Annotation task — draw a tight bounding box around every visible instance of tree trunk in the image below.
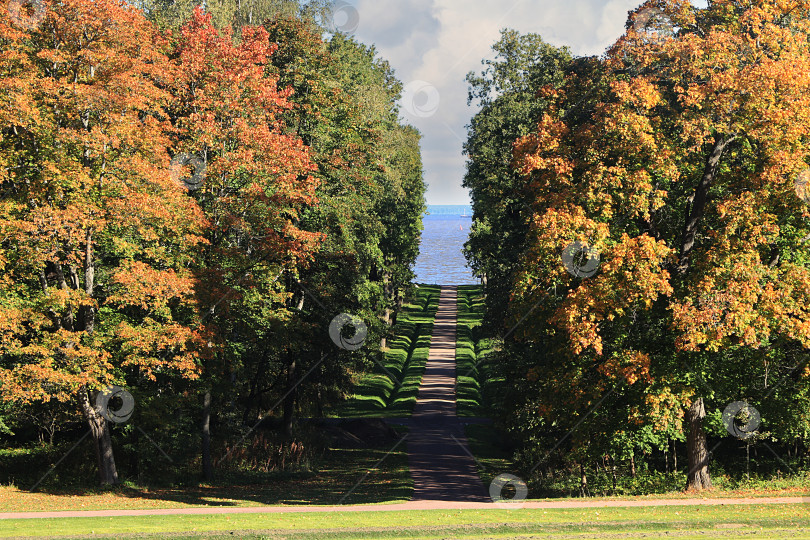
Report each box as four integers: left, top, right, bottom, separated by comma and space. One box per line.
677, 135, 736, 274
79, 388, 119, 485
380, 271, 392, 349
393, 288, 404, 326
53, 263, 75, 330
71, 237, 115, 485
630, 452, 636, 478
80, 229, 95, 333
579, 463, 588, 497
673, 438, 678, 472
201, 390, 213, 481
686, 397, 712, 491
243, 355, 268, 426
610, 456, 617, 493
282, 351, 297, 437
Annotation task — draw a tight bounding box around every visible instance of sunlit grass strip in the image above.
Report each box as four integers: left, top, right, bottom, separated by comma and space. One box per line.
3, 504, 810, 538
455, 285, 494, 417
337, 285, 440, 417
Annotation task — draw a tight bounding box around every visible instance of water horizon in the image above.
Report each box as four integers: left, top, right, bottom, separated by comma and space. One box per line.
413, 205, 477, 285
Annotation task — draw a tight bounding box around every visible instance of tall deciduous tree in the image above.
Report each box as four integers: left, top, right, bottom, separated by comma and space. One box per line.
0, 0, 209, 484
509, 0, 810, 491
167, 7, 322, 471
463, 29, 571, 328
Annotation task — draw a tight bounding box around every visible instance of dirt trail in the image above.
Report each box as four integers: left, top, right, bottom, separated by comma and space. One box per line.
405, 285, 489, 502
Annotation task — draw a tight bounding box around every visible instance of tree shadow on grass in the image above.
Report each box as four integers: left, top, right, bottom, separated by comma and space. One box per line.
336, 285, 440, 418
12, 435, 413, 509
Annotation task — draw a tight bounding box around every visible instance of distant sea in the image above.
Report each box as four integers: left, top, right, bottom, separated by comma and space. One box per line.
413, 205, 477, 285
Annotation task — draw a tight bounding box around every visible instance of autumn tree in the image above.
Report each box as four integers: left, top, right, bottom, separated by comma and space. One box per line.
506, 0, 810, 492
165, 7, 323, 472
0, 0, 209, 484
463, 29, 571, 328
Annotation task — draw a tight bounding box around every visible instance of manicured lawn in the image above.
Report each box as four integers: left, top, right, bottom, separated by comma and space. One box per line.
455, 285, 496, 417
3, 504, 810, 538
0, 442, 411, 512
335, 284, 440, 418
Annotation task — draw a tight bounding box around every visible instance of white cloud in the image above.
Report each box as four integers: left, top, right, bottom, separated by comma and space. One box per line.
348, 1, 698, 204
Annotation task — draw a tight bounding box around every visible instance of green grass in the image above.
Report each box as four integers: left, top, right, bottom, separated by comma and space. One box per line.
3, 503, 810, 538
455, 285, 496, 417
0, 439, 412, 512
335, 285, 440, 418
465, 423, 516, 490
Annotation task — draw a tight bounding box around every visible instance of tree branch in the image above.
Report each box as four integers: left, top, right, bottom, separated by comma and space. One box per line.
677, 134, 737, 274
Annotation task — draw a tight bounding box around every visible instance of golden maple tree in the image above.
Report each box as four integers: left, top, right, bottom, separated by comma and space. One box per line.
511, 0, 810, 490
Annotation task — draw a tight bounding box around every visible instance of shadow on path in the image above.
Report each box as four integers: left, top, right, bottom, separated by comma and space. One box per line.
399, 286, 490, 502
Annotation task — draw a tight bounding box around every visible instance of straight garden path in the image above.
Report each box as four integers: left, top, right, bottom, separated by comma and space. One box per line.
405, 285, 489, 502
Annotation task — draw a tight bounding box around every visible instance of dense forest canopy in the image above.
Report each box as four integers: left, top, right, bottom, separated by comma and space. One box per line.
465, 0, 810, 492
0, 0, 425, 484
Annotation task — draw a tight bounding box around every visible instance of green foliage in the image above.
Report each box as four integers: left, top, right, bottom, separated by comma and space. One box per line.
466, 7, 810, 496
463, 29, 572, 328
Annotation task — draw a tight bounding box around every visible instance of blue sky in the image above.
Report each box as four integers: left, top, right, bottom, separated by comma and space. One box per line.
333, 0, 707, 205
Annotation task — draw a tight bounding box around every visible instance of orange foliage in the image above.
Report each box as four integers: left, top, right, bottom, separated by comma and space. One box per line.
512, 0, 810, 360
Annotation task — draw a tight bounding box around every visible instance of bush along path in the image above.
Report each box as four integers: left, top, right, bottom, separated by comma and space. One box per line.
402, 286, 490, 502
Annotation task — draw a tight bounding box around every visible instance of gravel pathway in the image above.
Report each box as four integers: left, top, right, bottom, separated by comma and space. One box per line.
406, 285, 489, 502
